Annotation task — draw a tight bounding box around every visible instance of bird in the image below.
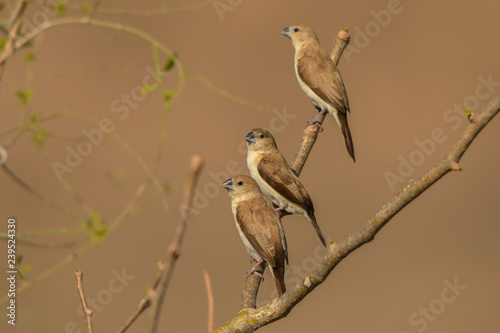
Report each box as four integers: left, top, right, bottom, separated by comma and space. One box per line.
281, 24, 356, 162
245, 128, 327, 247
222, 175, 288, 297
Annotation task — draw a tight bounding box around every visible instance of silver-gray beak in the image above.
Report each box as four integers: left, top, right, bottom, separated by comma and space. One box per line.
281, 26, 291, 38
222, 178, 234, 191
245, 131, 256, 144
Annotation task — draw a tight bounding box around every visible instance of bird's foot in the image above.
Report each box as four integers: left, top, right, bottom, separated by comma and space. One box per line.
306, 109, 327, 132
245, 270, 264, 281
245, 258, 265, 281
306, 119, 324, 132
275, 206, 284, 212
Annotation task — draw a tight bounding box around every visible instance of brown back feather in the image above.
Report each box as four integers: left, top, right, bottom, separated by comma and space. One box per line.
257, 154, 314, 212
297, 49, 350, 114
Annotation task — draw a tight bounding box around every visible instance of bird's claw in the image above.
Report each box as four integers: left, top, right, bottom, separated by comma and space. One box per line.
306, 119, 324, 132
245, 270, 264, 282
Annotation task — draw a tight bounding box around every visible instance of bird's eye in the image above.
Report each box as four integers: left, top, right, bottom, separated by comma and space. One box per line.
259, 134, 265, 139
293, 27, 299, 33
237, 180, 244, 186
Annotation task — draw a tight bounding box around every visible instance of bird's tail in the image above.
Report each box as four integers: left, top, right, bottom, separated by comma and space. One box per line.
337, 112, 356, 162
271, 264, 286, 297
308, 211, 327, 247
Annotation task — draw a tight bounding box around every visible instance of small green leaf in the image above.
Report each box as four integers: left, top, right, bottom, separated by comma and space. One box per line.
24, 52, 36, 64
163, 90, 174, 101
53, 1, 67, 16
16, 256, 33, 281
83, 211, 108, 243
82, 1, 90, 13
140, 83, 158, 95
16, 90, 34, 104
112, 169, 124, 182
0, 37, 6, 50
32, 129, 47, 146
162, 181, 173, 193
93, 228, 108, 240
465, 109, 471, 117
164, 53, 178, 72
30, 114, 40, 124
33, 134, 44, 144
18, 264, 33, 279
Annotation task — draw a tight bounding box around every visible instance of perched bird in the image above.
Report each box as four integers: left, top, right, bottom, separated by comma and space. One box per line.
222, 175, 288, 297
245, 128, 327, 247
281, 24, 356, 162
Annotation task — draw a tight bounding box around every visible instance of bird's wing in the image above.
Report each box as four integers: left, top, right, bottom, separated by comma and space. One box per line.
297, 52, 350, 114
257, 154, 313, 212
236, 198, 281, 267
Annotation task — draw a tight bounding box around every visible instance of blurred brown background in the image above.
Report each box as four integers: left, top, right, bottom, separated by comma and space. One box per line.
1, 0, 499, 332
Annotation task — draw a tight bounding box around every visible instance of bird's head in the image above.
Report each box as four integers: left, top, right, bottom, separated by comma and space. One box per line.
281, 24, 318, 49
245, 128, 278, 153
222, 175, 260, 200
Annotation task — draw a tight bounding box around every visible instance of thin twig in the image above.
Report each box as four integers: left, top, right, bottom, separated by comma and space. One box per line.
195, 75, 272, 112
330, 28, 350, 66
203, 269, 215, 332
147, 154, 205, 333
67, 0, 217, 16
8, 16, 186, 106
1, 164, 82, 220
290, 123, 323, 176
0, 233, 83, 248
75, 269, 94, 333
87, 0, 102, 19
118, 261, 165, 333
0, 0, 26, 77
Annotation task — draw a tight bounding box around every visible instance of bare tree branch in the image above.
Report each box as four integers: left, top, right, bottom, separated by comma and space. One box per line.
203, 269, 215, 332
214, 28, 500, 332
75, 269, 94, 333
118, 261, 165, 333
117, 154, 203, 332
147, 153, 205, 332
240, 261, 266, 310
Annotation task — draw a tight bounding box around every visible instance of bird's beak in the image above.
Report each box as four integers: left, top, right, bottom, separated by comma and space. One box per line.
222, 178, 234, 191
281, 27, 291, 38
245, 131, 256, 144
